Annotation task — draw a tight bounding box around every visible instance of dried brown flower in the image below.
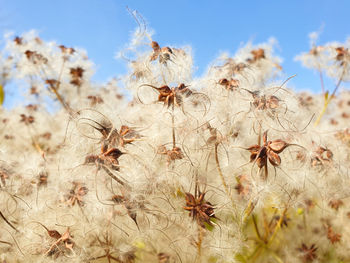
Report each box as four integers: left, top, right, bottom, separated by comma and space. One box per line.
311, 145, 333, 167
25, 50, 48, 64
70, 67, 84, 87
335, 46, 349, 66
245, 130, 289, 178
327, 225, 341, 244
158, 146, 184, 164
328, 199, 343, 211
45, 228, 75, 257
150, 41, 174, 64
85, 147, 123, 172
142, 83, 192, 108
14, 36, 23, 45
20, 114, 35, 125
37, 171, 48, 187
64, 182, 88, 207
58, 45, 75, 55
184, 191, 216, 228
218, 78, 240, 91
45, 79, 60, 90
298, 243, 318, 262
87, 95, 104, 106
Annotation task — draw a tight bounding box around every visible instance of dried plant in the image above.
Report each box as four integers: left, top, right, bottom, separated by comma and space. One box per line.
245, 130, 290, 179
0, 21, 350, 263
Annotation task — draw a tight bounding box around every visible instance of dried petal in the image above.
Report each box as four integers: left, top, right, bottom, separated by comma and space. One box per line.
268, 150, 281, 166
268, 139, 289, 153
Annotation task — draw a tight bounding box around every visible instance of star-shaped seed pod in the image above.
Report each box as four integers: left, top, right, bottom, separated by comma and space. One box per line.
218, 78, 240, 91
150, 41, 174, 64
141, 83, 192, 108
297, 243, 318, 262
184, 191, 216, 228
246, 131, 289, 178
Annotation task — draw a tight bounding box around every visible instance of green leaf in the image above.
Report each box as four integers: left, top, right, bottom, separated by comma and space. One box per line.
234, 253, 247, 263
203, 221, 214, 231
0, 84, 4, 105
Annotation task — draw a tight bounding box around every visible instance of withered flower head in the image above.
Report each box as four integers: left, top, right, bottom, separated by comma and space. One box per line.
150, 41, 173, 64
25, 50, 48, 64
298, 243, 318, 262
142, 83, 192, 108
87, 95, 104, 106
158, 146, 184, 164
14, 36, 23, 45
184, 191, 216, 228
45, 228, 75, 257
64, 182, 88, 207
327, 225, 341, 244
247, 48, 265, 63
252, 94, 280, 110
45, 79, 60, 89
218, 78, 240, 91
70, 67, 84, 87
58, 45, 75, 55
20, 114, 35, 125
246, 131, 289, 177
38, 171, 48, 187
311, 145, 333, 167
328, 199, 343, 211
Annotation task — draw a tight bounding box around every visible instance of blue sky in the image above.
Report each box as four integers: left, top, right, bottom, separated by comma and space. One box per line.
1, 0, 349, 105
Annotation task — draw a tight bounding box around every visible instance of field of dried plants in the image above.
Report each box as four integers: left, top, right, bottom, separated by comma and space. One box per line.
0, 19, 350, 263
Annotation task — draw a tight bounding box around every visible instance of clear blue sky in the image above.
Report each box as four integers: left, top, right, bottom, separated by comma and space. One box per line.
1, 0, 349, 102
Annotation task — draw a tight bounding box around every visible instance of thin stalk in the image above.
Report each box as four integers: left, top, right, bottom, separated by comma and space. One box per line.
197, 225, 203, 261
172, 103, 176, 148
214, 143, 238, 221
314, 67, 346, 126
319, 70, 325, 94
252, 214, 262, 241
243, 199, 255, 223
267, 208, 287, 246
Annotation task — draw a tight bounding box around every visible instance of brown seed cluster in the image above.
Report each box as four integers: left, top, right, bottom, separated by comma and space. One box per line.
150, 41, 174, 64
246, 131, 289, 178
64, 182, 88, 207
25, 50, 48, 64
142, 83, 192, 108
70, 67, 84, 87
158, 146, 184, 164
20, 114, 35, 125
184, 191, 216, 228
298, 243, 318, 262
311, 146, 333, 167
218, 78, 240, 91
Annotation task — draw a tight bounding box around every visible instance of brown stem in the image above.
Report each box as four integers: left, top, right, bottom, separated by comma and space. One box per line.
172, 102, 176, 148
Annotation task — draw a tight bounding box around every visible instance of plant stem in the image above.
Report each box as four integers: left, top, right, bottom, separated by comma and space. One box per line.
214, 143, 238, 221
197, 225, 203, 261
314, 68, 345, 126
172, 103, 176, 148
